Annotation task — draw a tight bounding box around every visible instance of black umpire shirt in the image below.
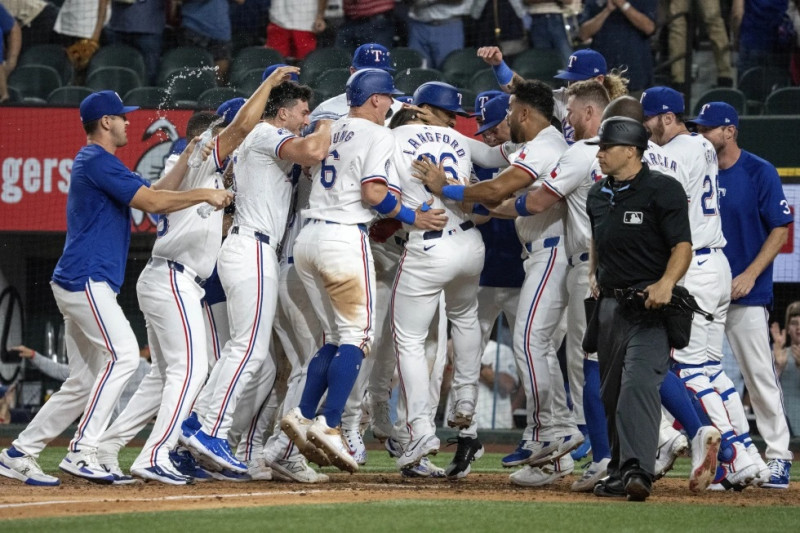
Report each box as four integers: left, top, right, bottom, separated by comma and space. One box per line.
586, 162, 692, 290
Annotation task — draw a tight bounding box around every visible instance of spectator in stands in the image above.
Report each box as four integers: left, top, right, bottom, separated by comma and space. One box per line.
468, 0, 526, 56
771, 302, 800, 436
266, 0, 327, 61
733, 0, 794, 80
476, 339, 518, 429
0, 2, 21, 103
524, 0, 579, 64
53, 0, 108, 49
180, 0, 244, 85
335, 0, 395, 52
3, 0, 59, 48
407, 0, 469, 70
669, 0, 733, 91
105, 0, 165, 85
578, 0, 656, 93
229, 0, 271, 50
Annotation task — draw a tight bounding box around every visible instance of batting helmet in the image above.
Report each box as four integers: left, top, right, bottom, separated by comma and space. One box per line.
262, 63, 300, 82
586, 116, 649, 150
346, 68, 403, 107
412, 82, 467, 115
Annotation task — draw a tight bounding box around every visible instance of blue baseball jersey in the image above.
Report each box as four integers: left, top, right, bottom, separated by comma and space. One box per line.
474, 165, 525, 288
718, 150, 793, 306
52, 144, 150, 293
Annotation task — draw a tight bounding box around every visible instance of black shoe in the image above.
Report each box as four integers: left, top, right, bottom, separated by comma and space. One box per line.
593, 475, 626, 498
624, 472, 652, 502
444, 436, 484, 479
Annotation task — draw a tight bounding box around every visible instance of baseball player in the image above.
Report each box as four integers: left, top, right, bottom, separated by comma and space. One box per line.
641, 86, 758, 488
389, 82, 485, 477
280, 68, 447, 473
185, 74, 333, 474
692, 102, 793, 489
414, 79, 582, 486
0, 90, 231, 486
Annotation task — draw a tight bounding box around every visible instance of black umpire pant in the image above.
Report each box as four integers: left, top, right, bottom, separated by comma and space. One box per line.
596, 296, 670, 479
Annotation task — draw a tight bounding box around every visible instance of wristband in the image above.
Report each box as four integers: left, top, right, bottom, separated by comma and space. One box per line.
420, 202, 430, 212
472, 204, 490, 216
394, 205, 416, 225
492, 60, 514, 86
372, 191, 399, 214
515, 193, 532, 216
622, 2, 631, 10
442, 185, 465, 201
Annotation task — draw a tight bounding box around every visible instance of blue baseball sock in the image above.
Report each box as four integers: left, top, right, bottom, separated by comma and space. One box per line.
298, 343, 338, 419
659, 370, 704, 438
6, 446, 23, 458
322, 344, 364, 427
583, 360, 611, 460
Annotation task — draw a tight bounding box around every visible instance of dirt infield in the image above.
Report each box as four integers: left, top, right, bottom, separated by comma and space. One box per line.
1, 472, 796, 521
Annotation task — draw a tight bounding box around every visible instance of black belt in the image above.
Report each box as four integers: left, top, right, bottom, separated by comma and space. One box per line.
599, 287, 639, 299
231, 225, 270, 244
148, 257, 205, 286
423, 221, 475, 241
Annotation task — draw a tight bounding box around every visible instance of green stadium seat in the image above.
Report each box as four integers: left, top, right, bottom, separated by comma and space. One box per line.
738, 67, 791, 114
196, 87, 247, 110
312, 68, 351, 97
88, 44, 148, 86
8, 65, 62, 101
458, 88, 477, 114
47, 86, 94, 106
230, 46, 284, 87
441, 48, 485, 88
18, 44, 73, 84
164, 68, 218, 105
86, 66, 142, 96
511, 49, 565, 84
391, 47, 426, 70
393, 68, 446, 96
692, 88, 747, 116
764, 87, 800, 115
299, 47, 352, 86
230, 68, 264, 95
123, 87, 176, 109
157, 46, 215, 87
469, 69, 500, 94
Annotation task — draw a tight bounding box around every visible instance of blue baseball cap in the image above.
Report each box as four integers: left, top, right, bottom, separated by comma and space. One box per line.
262, 63, 300, 82
475, 94, 510, 135
79, 90, 139, 123
216, 97, 246, 126
688, 102, 739, 128
472, 90, 504, 117
640, 86, 685, 117
554, 49, 607, 81
352, 43, 394, 72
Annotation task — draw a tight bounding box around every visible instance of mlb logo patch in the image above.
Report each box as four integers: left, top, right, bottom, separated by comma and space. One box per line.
624, 211, 643, 224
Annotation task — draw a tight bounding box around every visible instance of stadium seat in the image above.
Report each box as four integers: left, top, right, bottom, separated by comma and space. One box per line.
230, 68, 265, 95
86, 66, 142, 96
391, 47, 426, 70
47, 86, 94, 106
469, 69, 501, 94
299, 47, 352, 86
230, 46, 284, 87
3, 86, 21, 104
738, 67, 791, 114
764, 87, 800, 115
123, 87, 176, 109
88, 44, 148, 85
459, 88, 477, 114
157, 46, 215, 87
441, 48, 486, 88
692, 88, 747, 116
8, 65, 62, 101
312, 68, 351, 97
196, 87, 247, 110
393, 68, 446, 96
511, 49, 565, 84
18, 44, 73, 85
164, 68, 218, 105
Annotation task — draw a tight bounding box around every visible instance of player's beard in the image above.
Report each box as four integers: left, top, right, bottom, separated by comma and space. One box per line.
509, 118, 524, 144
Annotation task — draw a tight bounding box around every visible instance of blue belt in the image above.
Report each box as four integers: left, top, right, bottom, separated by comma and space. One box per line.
288, 256, 294, 264
231, 225, 271, 244
148, 257, 205, 286
694, 247, 721, 256
423, 221, 475, 241
525, 235, 560, 253
568, 252, 590, 267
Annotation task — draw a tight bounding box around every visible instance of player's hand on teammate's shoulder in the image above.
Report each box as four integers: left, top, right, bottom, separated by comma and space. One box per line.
412, 199, 448, 230
477, 46, 504, 66
411, 156, 447, 194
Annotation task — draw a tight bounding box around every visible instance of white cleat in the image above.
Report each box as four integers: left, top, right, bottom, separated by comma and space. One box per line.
0, 448, 60, 486
307, 416, 359, 473
654, 432, 689, 480
369, 400, 393, 442
60, 449, 115, 484
396, 434, 440, 470
746, 444, 770, 486
510, 455, 574, 487
268, 454, 330, 484
447, 399, 475, 429
246, 457, 273, 481
571, 457, 611, 492
343, 428, 367, 465
689, 426, 720, 492
281, 407, 314, 450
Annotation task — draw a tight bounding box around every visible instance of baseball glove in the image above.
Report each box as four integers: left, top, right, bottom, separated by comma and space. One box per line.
66, 39, 100, 71
368, 218, 402, 243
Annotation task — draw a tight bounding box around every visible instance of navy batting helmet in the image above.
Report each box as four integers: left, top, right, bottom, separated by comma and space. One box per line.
412, 82, 467, 115
586, 117, 649, 150
346, 68, 403, 107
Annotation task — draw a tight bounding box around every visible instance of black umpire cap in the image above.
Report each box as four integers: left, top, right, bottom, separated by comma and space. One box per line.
586, 116, 649, 150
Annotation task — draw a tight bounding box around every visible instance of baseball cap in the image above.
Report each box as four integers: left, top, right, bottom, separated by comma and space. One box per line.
352, 43, 394, 72
586, 116, 649, 150
472, 90, 504, 118
216, 97, 246, 126
475, 94, 511, 135
687, 102, 739, 128
79, 90, 139, 123
640, 86, 685, 117
262, 63, 300, 82
554, 49, 607, 81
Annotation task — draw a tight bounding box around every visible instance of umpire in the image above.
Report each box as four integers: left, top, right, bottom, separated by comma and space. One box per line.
585, 117, 692, 501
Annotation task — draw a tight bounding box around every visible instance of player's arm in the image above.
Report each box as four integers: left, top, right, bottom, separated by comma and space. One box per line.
279, 120, 332, 167
130, 185, 233, 214
151, 136, 207, 191
362, 181, 447, 230
476, 46, 524, 92
731, 225, 789, 300
216, 65, 301, 161
492, 183, 561, 218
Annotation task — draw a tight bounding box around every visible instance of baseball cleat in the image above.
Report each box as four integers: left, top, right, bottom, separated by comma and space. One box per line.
654, 431, 689, 480
101, 462, 138, 485
445, 436, 484, 479
307, 416, 359, 473
571, 457, 611, 492
131, 463, 195, 485
761, 459, 791, 489
570, 435, 592, 461
186, 429, 248, 474
343, 428, 367, 465
59, 449, 115, 484
745, 444, 770, 486
555, 430, 585, 458
510, 455, 574, 487
689, 426, 720, 492
396, 434, 440, 470
0, 447, 60, 486
707, 464, 747, 492
447, 399, 475, 429
369, 399, 393, 442
246, 457, 273, 481
501, 439, 560, 468
281, 407, 314, 450
401, 456, 446, 478
169, 448, 213, 482
384, 437, 403, 459
724, 442, 759, 487
208, 468, 252, 482
267, 454, 330, 483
